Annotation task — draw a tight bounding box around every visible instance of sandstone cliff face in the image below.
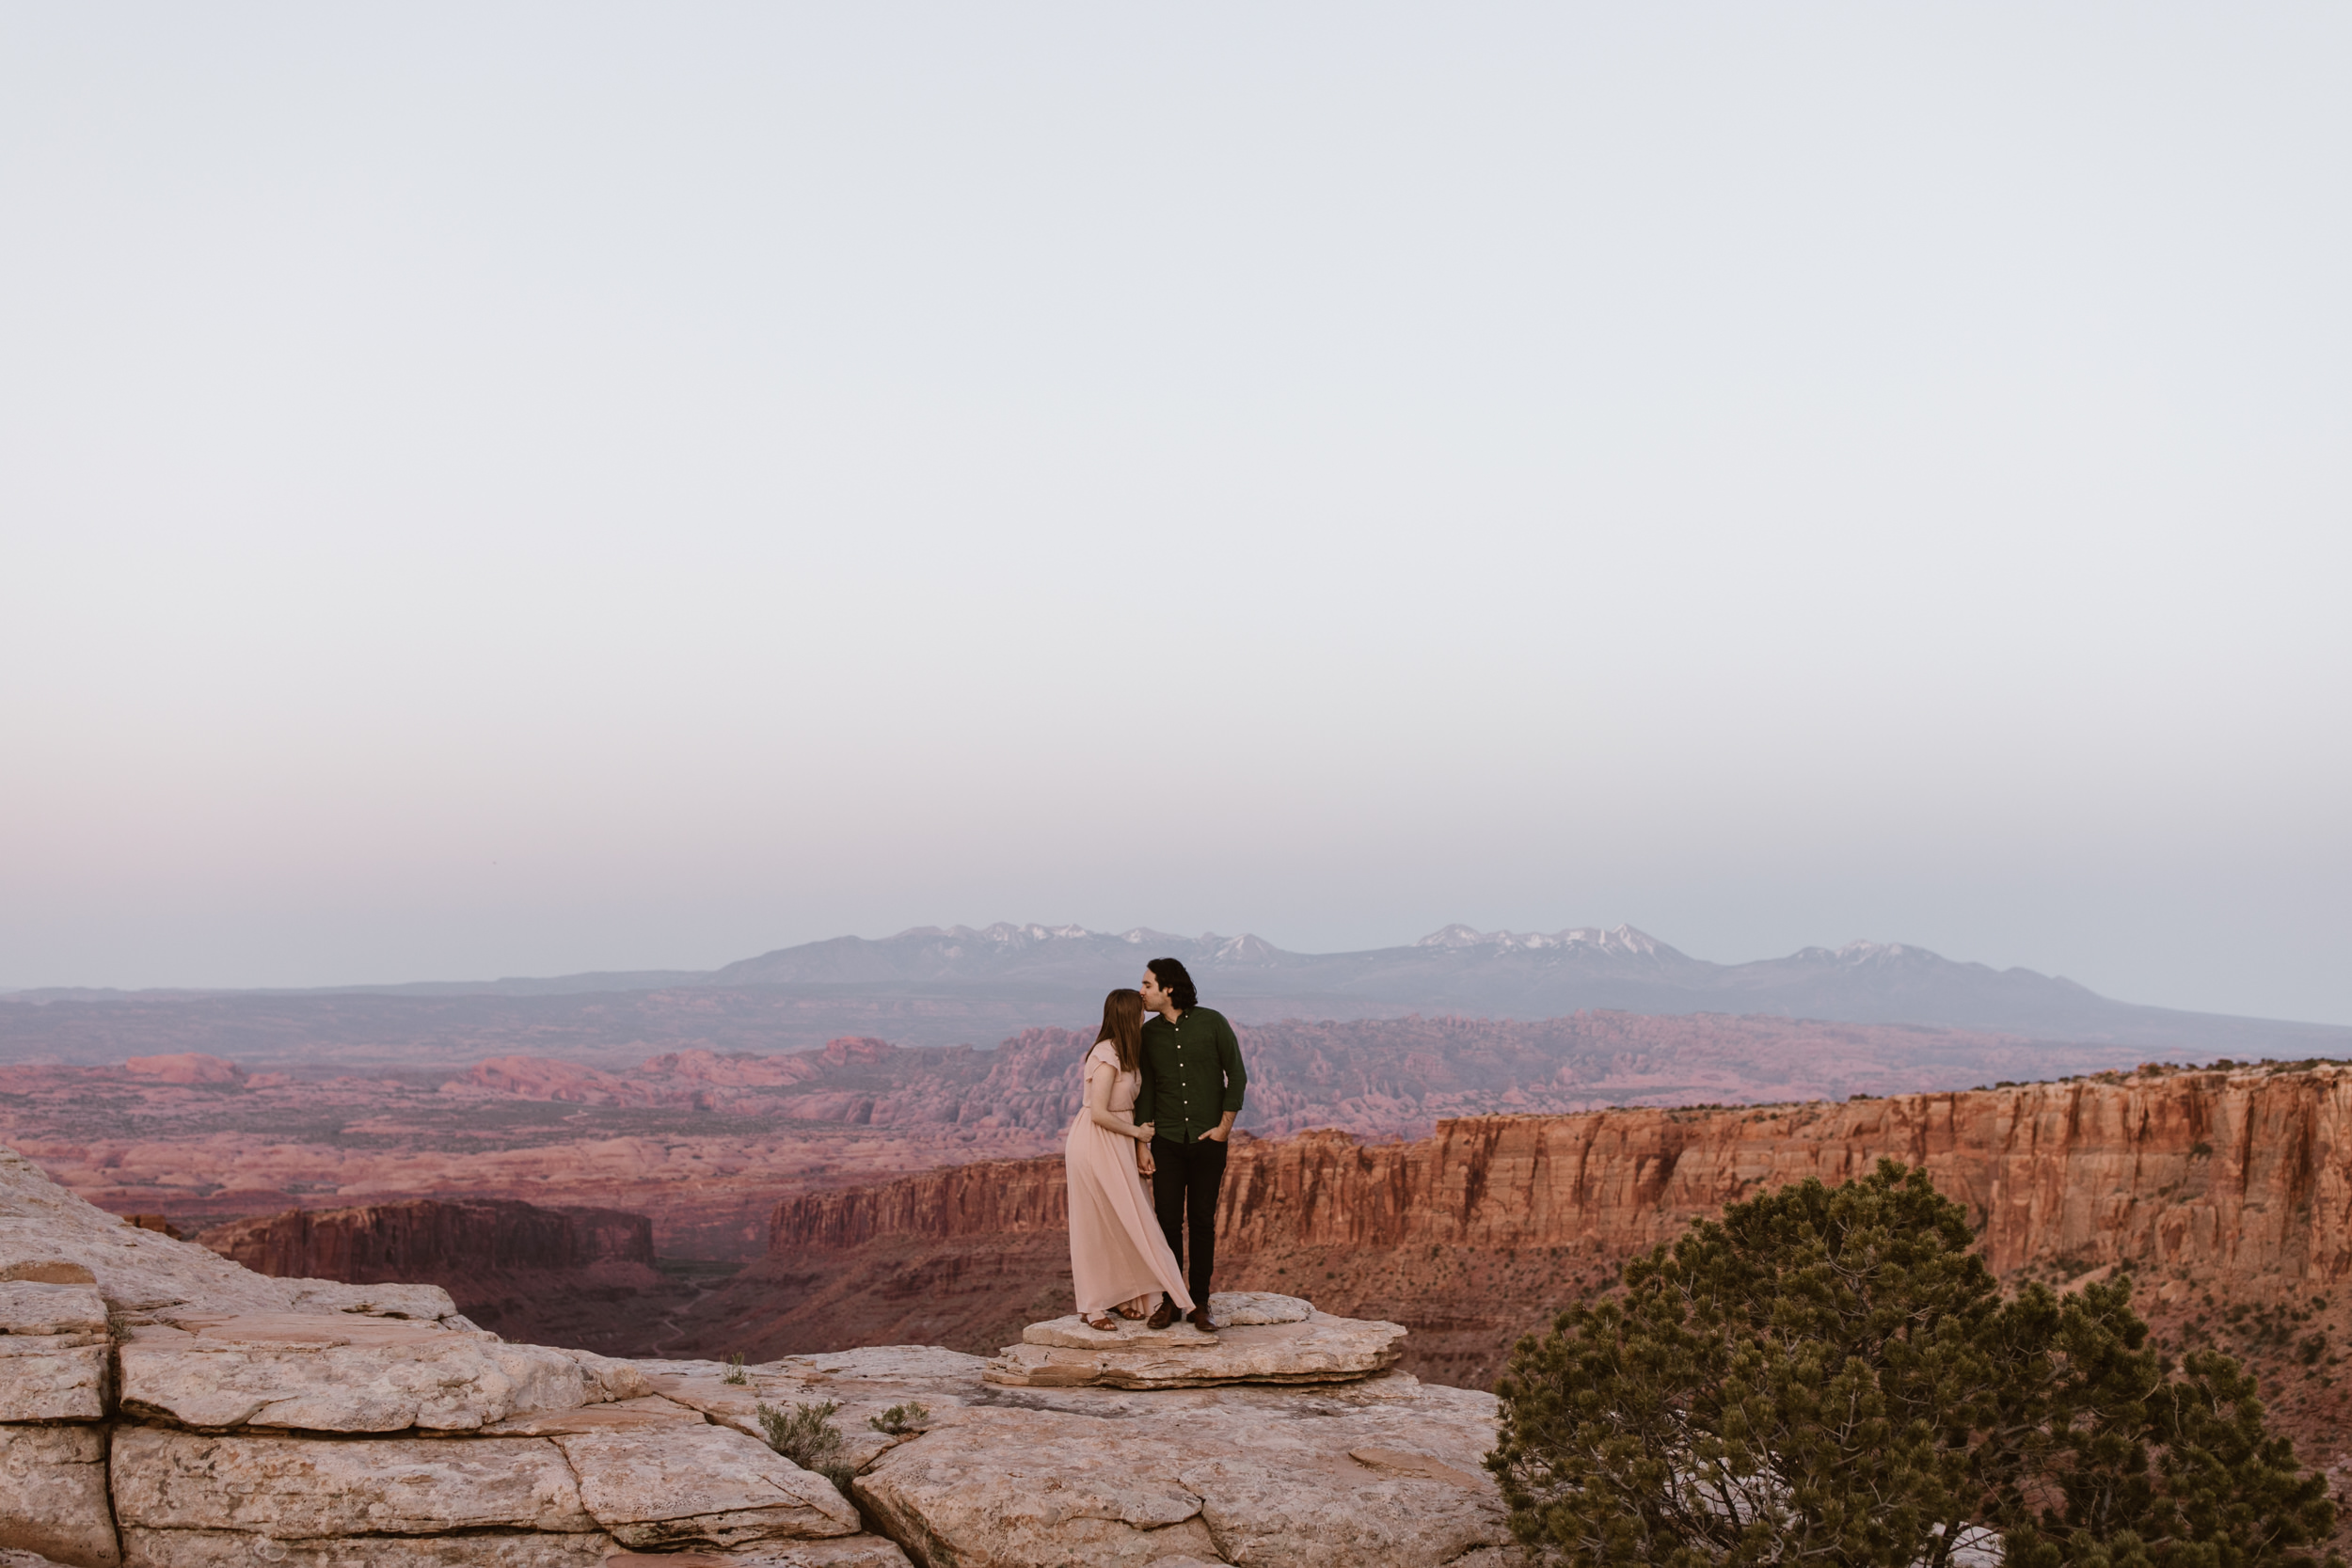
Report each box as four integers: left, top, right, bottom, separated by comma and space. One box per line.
196, 1198, 674, 1354
202, 1198, 656, 1280
3, 1013, 2153, 1270
768, 1064, 2351, 1297
693, 1065, 2352, 1418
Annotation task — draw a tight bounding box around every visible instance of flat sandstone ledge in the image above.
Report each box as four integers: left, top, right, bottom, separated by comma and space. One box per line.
649, 1340, 1513, 1567
1, 1143, 1510, 1568
986, 1292, 1408, 1388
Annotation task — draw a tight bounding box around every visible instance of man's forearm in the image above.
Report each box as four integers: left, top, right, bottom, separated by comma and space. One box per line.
1203, 1110, 1236, 1141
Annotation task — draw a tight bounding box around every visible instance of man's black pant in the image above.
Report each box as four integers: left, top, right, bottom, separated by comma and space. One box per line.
1150, 1135, 1227, 1307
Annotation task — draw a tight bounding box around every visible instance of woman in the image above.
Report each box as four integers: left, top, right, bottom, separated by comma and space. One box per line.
1065, 988, 1195, 1332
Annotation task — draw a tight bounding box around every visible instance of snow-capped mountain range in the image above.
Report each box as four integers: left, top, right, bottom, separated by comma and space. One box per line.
680, 920, 2344, 1052
1414, 924, 1677, 958
11, 920, 2344, 1061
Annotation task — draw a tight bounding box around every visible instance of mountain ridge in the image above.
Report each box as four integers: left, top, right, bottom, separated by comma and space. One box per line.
6, 920, 2345, 1061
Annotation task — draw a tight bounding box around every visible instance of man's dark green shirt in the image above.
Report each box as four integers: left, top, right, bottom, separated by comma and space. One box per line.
1132, 1006, 1247, 1142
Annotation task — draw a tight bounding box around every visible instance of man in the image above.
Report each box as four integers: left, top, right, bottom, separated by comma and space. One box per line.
1132, 956, 1247, 1332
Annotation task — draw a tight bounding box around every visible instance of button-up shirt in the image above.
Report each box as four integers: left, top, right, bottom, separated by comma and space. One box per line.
1133, 1006, 1247, 1142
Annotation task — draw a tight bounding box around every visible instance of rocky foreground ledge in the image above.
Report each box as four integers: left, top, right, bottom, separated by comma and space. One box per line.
1, 1144, 1515, 1567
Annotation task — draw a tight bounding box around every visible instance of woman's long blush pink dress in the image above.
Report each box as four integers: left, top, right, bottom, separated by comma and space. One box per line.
1065, 1041, 1195, 1317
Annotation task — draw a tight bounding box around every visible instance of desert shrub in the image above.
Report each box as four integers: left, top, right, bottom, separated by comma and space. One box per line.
1487, 1160, 2338, 1568
868, 1401, 930, 1435
721, 1354, 749, 1386
757, 1399, 853, 1489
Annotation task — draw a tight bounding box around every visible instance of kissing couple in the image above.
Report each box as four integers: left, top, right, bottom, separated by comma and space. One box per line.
1062, 957, 1248, 1334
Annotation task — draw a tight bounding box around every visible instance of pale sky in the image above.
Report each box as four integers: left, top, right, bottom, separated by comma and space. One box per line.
3, 5, 2346, 1022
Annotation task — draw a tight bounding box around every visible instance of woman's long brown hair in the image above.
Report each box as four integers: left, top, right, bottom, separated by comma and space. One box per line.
1095, 988, 1143, 1074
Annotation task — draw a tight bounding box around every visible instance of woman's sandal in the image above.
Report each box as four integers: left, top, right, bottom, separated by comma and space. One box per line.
1083, 1313, 1119, 1333
1112, 1303, 1148, 1321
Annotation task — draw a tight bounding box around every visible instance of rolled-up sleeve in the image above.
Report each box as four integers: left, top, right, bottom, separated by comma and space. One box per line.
1216, 1016, 1247, 1115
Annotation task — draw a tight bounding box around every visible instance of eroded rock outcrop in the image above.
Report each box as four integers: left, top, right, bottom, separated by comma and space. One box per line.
201, 1198, 655, 1279
677, 1063, 2352, 1400
0, 1144, 895, 1568
641, 1346, 1514, 1566
0, 1139, 1514, 1568
764, 1064, 2352, 1297
986, 1292, 1408, 1389
195, 1198, 667, 1350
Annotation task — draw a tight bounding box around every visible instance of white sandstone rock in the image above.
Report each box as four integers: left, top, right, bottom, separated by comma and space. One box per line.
668, 1344, 1515, 1568
2, 1148, 1510, 1568
988, 1308, 1407, 1388
2, 1549, 85, 1568
641, 1349, 971, 1476
852, 1407, 1221, 1568
118, 1317, 606, 1433
0, 1282, 109, 1337
0, 1422, 119, 1568
279, 1282, 460, 1322
601, 1539, 914, 1567
853, 1376, 1513, 1568
0, 1338, 109, 1422
552, 1423, 862, 1549
116, 1529, 615, 1567
1205, 1290, 1311, 1324
0, 1148, 466, 1328
481, 1394, 709, 1435
110, 1427, 596, 1536
555, 1348, 653, 1404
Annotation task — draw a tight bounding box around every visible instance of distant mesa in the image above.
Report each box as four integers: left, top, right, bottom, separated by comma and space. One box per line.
121, 1053, 243, 1086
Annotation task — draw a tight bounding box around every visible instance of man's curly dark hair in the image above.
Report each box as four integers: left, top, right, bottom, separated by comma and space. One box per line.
1146, 957, 1198, 1011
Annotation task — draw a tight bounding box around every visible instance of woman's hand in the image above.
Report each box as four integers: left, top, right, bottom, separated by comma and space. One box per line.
1136, 1147, 1155, 1177
1136, 1122, 1154, 1141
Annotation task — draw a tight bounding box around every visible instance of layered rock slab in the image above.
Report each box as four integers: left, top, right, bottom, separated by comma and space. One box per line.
986, 1296, 1406, 1389
118, 1316, 646, 1433
0, 1148, 469, 1324
4, 1143, 1506, 1568
0, 1282, 108, 1337
602, 1544, 912, 1568
111, 1428, 597, 1536
552, 1424, 861, 1548
643, 1346, 978, 1476
116, 1531, 615, 1568
0, 1424, 117, 1568
0, 1281, 111, 1422
856, 1370, 1510, 1567
107, 1423, 857, 1559
0, 1338, 109, 1422
664, 1345, 1513, 1568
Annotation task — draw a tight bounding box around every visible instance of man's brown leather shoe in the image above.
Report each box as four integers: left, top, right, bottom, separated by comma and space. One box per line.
1147, 1296, 1180, 1330
1187, 1306, 1218, 1334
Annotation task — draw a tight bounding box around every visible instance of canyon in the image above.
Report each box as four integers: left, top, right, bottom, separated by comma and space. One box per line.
198, 1199, 667, 1353
1, 1013, 2156, 1266
24, 1048, 2352, 1559
17, 1007, 2352, 1491
174, 1055, 2352, 1499
667, 1061, 2352, 1484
